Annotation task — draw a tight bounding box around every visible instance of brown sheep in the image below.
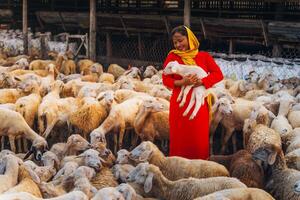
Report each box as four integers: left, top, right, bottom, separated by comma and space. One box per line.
209, 150, 265, 188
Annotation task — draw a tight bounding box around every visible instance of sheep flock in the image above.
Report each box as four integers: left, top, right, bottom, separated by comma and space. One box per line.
0, 43, 299, 200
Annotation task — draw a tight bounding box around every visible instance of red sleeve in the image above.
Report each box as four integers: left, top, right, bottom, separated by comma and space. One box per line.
201, 52, 224, 89
162, 53, 177, 89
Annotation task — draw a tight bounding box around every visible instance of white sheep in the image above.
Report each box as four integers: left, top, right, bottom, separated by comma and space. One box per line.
163, 60, 210, 120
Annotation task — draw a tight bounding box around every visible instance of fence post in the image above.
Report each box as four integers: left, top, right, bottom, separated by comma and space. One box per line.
106, 32, 112, 63
89, 0, 97, 61
184, 0, 191, 28
23, 0, 28, 55
138, 33, 143, 59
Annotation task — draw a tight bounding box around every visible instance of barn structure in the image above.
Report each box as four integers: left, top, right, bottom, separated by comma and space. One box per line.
0, 0, 299, 67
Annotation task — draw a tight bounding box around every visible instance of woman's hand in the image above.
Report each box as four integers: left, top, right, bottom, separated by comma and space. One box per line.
193, 78, 203, 87
174, 74, 199, 87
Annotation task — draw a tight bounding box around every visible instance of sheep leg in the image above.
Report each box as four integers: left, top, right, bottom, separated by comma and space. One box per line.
17, 138, 22, 153
113, 133, 118, 155
1, 137, 5, 150
179, 85, 193, 107
118, 124, 126, 151
131, 133, 139, 149
23, 138, 28, 152
183, 90, 196, 117
220, 128, 234, 154
177, 86, 185, 102
189, 92, 204, 120
8, 135, 16, 153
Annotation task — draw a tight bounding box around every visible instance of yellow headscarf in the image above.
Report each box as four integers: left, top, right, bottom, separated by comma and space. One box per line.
169, 26, 214, 123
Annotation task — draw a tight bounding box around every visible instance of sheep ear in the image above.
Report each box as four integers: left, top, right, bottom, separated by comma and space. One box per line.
144, 172, 154, 193
97, 93, 104, 101
268, 152, 277, 165
252, 148, 269, 163
124, 69, 132, 76
268, 111, 276, 119
14, 76, 22, 82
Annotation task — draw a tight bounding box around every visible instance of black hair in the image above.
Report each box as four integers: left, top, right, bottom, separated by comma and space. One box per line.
171, 25, 188, 37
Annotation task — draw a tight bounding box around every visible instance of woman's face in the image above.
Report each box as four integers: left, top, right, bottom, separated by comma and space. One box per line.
172, 32, 189, 51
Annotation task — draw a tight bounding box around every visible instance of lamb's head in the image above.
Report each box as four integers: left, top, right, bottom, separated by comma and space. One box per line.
248, 70, 259, 83
15, 58, 29, 69
118, 76, 135, 90
25, 137, 48, 161
74, 166, 96, 180
116, 149, 131, 164
149, 86, 171, 100
67, 134, 91, 153
243, 118, 257, 137
42, 151, 60, 169
0, 72, 17, 88
90, 63, 102, 74
92, 142, 111, 158
92, 187, 125, 200
50, 80, 64, 92
78, 149, 102, 172
90, 130, 107, 145
129, 141, 156, 162
116, 183, 137, 200
19, 79, 40, 93
124, 67, 142, 80
143, 65, 158, 78
238, 80, 254, 93
163, 61, 180, 75
142, 98, 164, 113
250, 105, 275, 126
252, 146, 281, 166
211, 97, 233, 115
97, 90, 115, 105
126, 162, 157, 193
150, 74, 163, 85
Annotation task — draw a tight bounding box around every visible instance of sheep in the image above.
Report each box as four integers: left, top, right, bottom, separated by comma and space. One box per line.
78, 59, 94, 75
99, 72, 115, 84
243, 89, 269, 100
57, 73, 81, 83
73, 166, 98, 199
124, 67, 142, 80
243, 119, 282, 165
5, 164, 42, 198
91, 187, 125, 200
143, 65, 158, 78
24, 160, 56, 182
0, 154, 20, 193
15, 79, 42, 128
69, 90, 115, 139
195, 188, 275, 200
60, 56, 76, 75
288, 104, 300, 128
163, 60, 211, 119
90, 165, 119, 190
126, 162, 246, 200
107, 63, 126, 79
116, 183, 159, 200
271, 115, 293, 136
112, 164, 135, 183
209, 150, 264, 188
150, 74, 162, 85
285, 149, 300, 170
61, 149, 102, 172
129, 141, 229, 181
253, 148, 300, 200
90, 96, 157, 153
0, 88, 26, 104
282, 128, 300, 154
0, 191, 88, 200
133, 98, 169, 147
50, 134, 90, 160
0, 72, 18, 88
29, 59, 55, 71
91, 142, 115, 167
228, 80, 255, 97
116, 149, 136, 165
0, 103, 16, 111
147, 85, 171, 101
39, 63, 56, 96
81, 62, 103, 82
0, 108, 48, 159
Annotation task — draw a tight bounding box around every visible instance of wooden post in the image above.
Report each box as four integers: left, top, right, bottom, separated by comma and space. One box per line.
89, 0, 97, 61
184, 0, 191, 28
229, 39, 234, 55
106, 32, 112, 63
23, 0, 28, 55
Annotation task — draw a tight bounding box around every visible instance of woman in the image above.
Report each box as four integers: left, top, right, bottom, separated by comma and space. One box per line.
162, 25, 223, 160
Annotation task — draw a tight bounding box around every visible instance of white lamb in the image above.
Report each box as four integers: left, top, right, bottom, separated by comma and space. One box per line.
163, 60, 209, 120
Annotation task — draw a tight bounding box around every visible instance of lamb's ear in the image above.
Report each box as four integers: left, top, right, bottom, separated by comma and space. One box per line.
97, 93, 105, 101
14, 76, 22, 82
252, 148, 269, 163
144, 172, 154, 193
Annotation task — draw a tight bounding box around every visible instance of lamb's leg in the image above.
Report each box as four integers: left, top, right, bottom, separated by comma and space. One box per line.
131, 133, 139, 150
8, 135, 16, 153
179, 85, 193, 107
190, 91, 205, 120
118, 123, 126, 151
183, 90, 196, 117
17, 138, 22, 153
23, 138, 28, 152
1, 137, 4, 150
177, 86, 185, 102
232, 132, 238, 153
220, 127, 235, 154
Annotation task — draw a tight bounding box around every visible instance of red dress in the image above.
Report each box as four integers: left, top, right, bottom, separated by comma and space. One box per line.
162, 51, 224, 160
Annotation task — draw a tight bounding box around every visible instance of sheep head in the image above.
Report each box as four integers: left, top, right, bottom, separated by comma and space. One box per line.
117, 149, 135, 165
24, 137, 48, 161
42, 151, 60, 170
211, 97, 233, 115
252, 146, 279, 166
92, 187, 125, 200
142, 98, 164, 112
163, 61, 180, 75
129, 141, 155, 162
97, 90, 115, 105
67, 134, 91, 153
126, 162, 155, 193
77, 149, 102, 172
143, 65, 158, 78
90, 130, 107, 145
124, 67, 142, 80
116, 183, 137, 200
